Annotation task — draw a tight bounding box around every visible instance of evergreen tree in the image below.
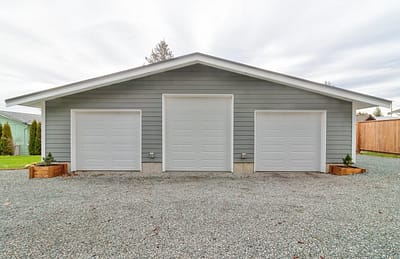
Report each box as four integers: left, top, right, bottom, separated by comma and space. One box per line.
35, 122, 41, 155
0, 123, 3, 154
29, 120, 37, 155
145, 40, 174, 64
0, 122, 14, 155
373, 107, 383, 117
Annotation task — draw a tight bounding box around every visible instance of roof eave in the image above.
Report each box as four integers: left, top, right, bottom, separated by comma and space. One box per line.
6, 54, 201, 107
195, 56, 392, 108
5, 52, 392, 109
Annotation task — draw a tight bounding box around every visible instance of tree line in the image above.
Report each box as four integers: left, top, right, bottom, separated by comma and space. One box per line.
0, 120, 41, 155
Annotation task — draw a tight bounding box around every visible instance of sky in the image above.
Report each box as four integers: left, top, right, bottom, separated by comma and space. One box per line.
1, 0, 399, 115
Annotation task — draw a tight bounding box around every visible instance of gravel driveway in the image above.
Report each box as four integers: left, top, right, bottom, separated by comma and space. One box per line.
1, 155, 399, 258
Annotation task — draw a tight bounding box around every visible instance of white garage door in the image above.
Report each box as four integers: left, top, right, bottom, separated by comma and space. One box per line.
255, 111, 326, 172
163, 95, 233, 171
72, 110, 141, 171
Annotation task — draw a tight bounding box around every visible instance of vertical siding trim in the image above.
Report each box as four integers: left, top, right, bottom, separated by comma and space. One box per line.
231, 94, 234, 172
162, 94, 166, 172
352, 102, 356, 163
253, 111, 257, 173
321, 111, 327, 172
70, 110, 76, 171
41, 101, 46, 157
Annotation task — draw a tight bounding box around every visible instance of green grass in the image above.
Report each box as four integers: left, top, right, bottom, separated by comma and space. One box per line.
0, 155, 41, 169
360, 151, 400, 159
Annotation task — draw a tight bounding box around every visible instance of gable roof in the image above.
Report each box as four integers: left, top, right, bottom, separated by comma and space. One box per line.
0, 110, 41, 124
5, 52, 391, 109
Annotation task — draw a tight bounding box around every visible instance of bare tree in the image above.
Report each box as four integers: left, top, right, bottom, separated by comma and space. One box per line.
324, 81, 333, 86
145, 40, 174, 64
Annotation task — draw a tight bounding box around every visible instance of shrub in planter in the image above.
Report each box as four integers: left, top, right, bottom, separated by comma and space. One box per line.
329, 154, 366, 176
29, 152, 67, 179
342, 154, 354, 167
41, 152, 55, 166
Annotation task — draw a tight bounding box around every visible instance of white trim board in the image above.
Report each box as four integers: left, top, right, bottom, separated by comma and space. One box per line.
5, 53, 391, 109
41, 101, 46, 158
254, 110, 327, 173
70, 109, 142, 171
162, 94, 234, 172
352, 102, 357, 163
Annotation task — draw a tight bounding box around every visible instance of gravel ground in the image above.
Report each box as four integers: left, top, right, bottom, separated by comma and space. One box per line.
1, 155, 399, 258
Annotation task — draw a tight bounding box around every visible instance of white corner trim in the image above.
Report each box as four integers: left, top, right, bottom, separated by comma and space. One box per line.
231, 94, 234, 173
352, 102, 357, 163
254, 110, 327, 173
320, 111, 327, 172
162, 94, 166, 172
70, 110, 76, 171
41, 101, 46, 158
253, 111, 257, 173
139, 110, 142, 172
162, 94, 234, 172
5, 53, 391, 109
70, 109, 142, 172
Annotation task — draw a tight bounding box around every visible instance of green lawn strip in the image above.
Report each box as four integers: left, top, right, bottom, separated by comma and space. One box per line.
0, 155, 41, 169
360, 151, 400, 159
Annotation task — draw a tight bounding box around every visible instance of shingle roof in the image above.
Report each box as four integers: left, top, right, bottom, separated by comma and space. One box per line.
0, 110, 41, 124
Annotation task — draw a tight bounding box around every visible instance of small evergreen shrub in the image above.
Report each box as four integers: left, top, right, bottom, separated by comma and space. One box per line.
342, 154, 354, 167
42, 152, 55, 166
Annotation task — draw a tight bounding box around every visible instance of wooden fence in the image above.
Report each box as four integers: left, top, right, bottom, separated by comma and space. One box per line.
357, 119, 400, 154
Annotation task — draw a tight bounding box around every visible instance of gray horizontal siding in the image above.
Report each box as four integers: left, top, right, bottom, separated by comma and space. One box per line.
46, 64, 351, 164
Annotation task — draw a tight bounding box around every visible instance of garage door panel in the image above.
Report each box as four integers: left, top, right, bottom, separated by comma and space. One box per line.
256, 111, 324, 172
200, 153, 226, 161
170, 145, 193, 151
290, 152, 316, 160
164, 96, 232, 171
169, 153, 197, 160
73, 111, 141, 171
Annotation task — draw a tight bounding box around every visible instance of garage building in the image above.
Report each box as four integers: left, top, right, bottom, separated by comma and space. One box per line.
6, 53, 391, 173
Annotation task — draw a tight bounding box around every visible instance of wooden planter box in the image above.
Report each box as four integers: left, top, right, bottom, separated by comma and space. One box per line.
29, 164, 68, 179
329, 165, 366, 176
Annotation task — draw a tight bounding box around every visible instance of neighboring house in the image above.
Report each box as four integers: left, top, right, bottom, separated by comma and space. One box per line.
0, 110, 41, 155
388, 107, 400, 116
6, 53, 391, 173
356, 114, 370, 122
